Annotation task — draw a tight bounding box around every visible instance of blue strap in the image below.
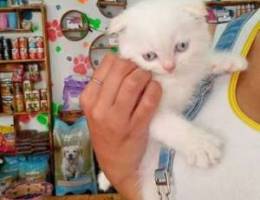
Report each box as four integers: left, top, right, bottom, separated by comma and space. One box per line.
183, 75, 216, 121
158, 147, 175, 171
215, 11, 256, 51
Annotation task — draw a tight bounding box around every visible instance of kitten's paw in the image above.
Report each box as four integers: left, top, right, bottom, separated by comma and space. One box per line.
184, 132, 223, 168
98, 172, 111, 192
212, 54, 248, 75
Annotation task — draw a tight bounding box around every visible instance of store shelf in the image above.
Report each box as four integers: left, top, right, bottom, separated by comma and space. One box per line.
0, 59, 45, 64
0, 111, 49, 117
0, 28, 32, 33
0, 4, 43, 12
14, 110, 49, 116
206, 0, 259, 7
0, 3, 54, 194
0, 151, 50, 157
0, 113, 13, 117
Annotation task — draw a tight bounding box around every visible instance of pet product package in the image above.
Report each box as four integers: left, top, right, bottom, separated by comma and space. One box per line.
0, 154, 50, 195
62, 75, 89, 111
53, 117, 97, 196
0, 125, 15, 153
0, 156, 19, 196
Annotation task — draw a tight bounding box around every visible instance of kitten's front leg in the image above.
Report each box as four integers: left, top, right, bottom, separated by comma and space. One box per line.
150, 112, 223, 168
98, 172, 112, 192
210, 52, 248, 75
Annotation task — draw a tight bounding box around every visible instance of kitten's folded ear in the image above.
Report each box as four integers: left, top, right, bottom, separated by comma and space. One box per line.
182, 0, 208, 19
107, 12, 128, 34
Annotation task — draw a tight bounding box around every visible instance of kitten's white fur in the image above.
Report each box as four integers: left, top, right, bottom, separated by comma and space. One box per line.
98, 0, 248, 197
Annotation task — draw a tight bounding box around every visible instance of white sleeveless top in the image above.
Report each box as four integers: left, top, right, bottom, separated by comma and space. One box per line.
174, 11, 260, 200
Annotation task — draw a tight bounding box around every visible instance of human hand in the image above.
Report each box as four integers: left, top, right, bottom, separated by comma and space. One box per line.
80, 54, 162, 200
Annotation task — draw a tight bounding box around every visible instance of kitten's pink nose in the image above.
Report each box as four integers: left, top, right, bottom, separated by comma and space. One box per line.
163, 62, 175, 73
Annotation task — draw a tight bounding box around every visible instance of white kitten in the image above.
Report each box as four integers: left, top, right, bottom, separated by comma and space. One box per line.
98, 0, 248, 197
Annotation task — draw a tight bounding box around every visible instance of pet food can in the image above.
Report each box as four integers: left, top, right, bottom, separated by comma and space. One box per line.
23, 80, 32, 91
28, 37, 36, 48
40, 100, 48, 111
28, 63, 40, 82
3, 37, 7, 48
2, 96, 14, 113
15, 94, 24, 112
12, 64, 24, 82
32, 100, 40, 112
3, 39, 12, 60
0, 79, 13, 96
20, 48, 28, 59
21, 19, 32, 31
4, 48, 9, 60
6, 38, 12, 60
29, 48, 37, 59
36, 48, 44, 59
3, 38, 9, 60
25, 100, 33, 112
11, 38, 19, 49
32, 90, 40, 101
19, 37, 28, 48
0, 37, 4, 60
12, 48, 20, 60
24, 91, 31, 101
40, 89, 47, 100
36, 36, 44, 48
14, 82, 22, 94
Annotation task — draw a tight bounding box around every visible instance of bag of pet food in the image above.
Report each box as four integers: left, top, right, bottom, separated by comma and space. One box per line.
19, 154, 49, 182
0, 125, 15, 153
53, 117, 97, 196
62, 75, 89, 111
0, 156, 19, 196
0, 172, 16, 196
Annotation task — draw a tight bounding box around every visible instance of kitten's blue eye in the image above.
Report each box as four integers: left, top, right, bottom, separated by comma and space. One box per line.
142, 52, 158, 61
175, 41, 189, 53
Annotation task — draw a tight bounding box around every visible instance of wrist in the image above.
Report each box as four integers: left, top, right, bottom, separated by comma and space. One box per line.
114, 173, 142, 200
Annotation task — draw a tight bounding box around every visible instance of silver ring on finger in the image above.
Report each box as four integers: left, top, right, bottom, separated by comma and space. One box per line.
91, 77, 104, 87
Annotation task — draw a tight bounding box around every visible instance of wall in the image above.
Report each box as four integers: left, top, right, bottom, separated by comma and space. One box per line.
45, 0, 138, 106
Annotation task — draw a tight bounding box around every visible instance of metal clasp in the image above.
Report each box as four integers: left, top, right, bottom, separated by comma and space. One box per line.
155, 148, 176, 200
155, 168, 171, 200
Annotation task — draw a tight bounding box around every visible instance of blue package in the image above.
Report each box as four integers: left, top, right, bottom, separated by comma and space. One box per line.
1, 156, 21, 175
0, 172, 16, 196
0, 156, 21, 195
7, 13, 17, 29
53, 117, 97, 196
0, 0, 7, 8
19, 154, 49, 182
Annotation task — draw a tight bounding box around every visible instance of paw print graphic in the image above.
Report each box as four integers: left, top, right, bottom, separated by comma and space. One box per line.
46, 19, 63, 42
73, 54, 90, 75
